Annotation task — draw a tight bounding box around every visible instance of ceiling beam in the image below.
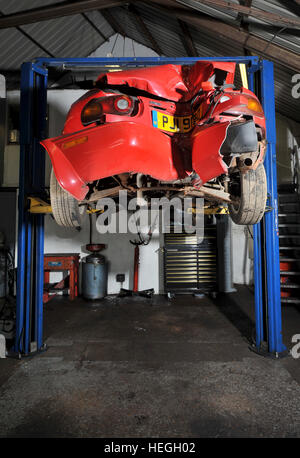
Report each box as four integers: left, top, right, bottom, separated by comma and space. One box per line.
179, 10, 300, 71
174, 0, 300, 29
178, 19, 198, 56
81, 12, 106, 40
0, 0, 130, 29
127, 4, 163, 55
237, 0, 252, 29
100, 9, 127, 36
146, 1, 300, 71
237, 0, 252, 57
277, 0, 300, 17
0, 11, 55, 57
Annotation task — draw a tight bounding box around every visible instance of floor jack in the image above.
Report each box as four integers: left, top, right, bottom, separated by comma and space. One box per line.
119, 239, 154, 299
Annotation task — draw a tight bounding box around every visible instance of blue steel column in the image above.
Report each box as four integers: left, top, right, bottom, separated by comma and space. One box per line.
247, 66, 264, 349
15, 63, 34, 354
15, 62, 47, 354
260, 60, 286, 354
252, 221, 264, 348
34, 68, 48, 351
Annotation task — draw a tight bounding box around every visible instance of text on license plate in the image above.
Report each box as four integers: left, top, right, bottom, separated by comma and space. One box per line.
152, 105, 203, 133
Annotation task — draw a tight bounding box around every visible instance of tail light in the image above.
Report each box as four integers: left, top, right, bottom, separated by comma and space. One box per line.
81, 95, 136, 126
220, 96, 264, 116
247, 98, 263, 113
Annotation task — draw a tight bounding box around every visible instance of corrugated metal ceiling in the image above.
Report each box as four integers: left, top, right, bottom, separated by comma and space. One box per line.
0, 0, 298, 122
178, 0, 300, 56
0, 0, 113, 68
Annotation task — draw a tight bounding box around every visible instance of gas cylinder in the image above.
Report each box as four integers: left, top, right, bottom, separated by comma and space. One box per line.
82, 244, 107, 300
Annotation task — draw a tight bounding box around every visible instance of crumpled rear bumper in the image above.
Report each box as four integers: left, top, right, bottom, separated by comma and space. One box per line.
41, 121, 180, 200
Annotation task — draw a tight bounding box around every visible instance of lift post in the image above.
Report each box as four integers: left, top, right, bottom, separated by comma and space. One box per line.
14, 62, 47, 355
15, 56, 286, 356
249, 60, 286, 355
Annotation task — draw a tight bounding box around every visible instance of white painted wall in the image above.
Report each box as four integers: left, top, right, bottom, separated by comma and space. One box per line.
232, 223, 253, 285
45, 212, 162, 294
2, 89, 88, 187
89, 34, 159, 58
2, 90, 19, 187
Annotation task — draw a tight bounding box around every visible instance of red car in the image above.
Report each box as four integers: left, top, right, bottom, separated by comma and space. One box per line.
41, 61, 267, 228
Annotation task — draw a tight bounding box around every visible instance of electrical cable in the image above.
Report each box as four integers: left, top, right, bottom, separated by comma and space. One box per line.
111, 33, 119, 56
261, 27, 287, 57
130, 208, 158, 246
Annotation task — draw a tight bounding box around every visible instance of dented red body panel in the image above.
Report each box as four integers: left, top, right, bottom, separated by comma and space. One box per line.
96, 61, 236, 102
42, 122, 180, 200
191, 122, 231, 186
41, 61, 266, 200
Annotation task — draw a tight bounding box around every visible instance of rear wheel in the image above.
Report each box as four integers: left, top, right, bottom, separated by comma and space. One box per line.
50, 168, 86, 228
228, 164, 267, 225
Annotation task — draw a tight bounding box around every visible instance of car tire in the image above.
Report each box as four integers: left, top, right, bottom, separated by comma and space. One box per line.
228, 164, 267, 225
50, 168, 85, 228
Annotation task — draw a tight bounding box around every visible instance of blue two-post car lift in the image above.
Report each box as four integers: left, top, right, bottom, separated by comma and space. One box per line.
14, 56, 286, 357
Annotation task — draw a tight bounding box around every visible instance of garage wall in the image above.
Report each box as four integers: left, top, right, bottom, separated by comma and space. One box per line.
45, 213, 162, 294
232, 223, 253, 285
2, 89, 88, 187
276, 113, 300, 186
0, 190, 17, 256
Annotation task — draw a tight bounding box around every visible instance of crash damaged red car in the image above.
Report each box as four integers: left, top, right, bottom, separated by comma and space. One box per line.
41, 61, 267, 228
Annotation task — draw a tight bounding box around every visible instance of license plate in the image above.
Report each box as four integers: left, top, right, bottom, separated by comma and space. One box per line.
152, 105, 203, 133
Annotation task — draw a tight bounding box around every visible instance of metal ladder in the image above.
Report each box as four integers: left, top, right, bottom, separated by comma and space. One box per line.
278, 186, 300, 304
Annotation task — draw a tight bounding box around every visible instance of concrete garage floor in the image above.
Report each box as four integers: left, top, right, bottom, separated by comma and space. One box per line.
0, 286, 299, 438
